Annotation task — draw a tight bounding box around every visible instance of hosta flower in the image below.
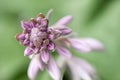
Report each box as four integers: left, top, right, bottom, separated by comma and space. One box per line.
16, 9, 104, 80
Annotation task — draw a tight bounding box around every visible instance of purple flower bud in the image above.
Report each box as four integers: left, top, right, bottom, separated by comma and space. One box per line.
21, 21, 30, 29
66, 56, 96, 80
24, 47, 33, 56
16, 33, 25, 41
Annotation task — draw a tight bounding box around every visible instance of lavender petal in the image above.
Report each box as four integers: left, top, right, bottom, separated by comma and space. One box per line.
56, 15, 73, 26
82, 38, 104, 51
41, 50, 50, 64
24, 47, 33, 56
47, 56, 61, 80
69, 38, 92, 53
69, 38, 104, 53
56, 46, 72, 59
28, 57, 40, 80
66, 56, 95, 80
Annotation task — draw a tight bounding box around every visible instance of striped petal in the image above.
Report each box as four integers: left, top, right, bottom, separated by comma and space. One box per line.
56, 46, 72, 59
41, 50, 50, 64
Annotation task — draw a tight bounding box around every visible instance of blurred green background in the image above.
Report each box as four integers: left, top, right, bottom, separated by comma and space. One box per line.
0, 0, 120, 80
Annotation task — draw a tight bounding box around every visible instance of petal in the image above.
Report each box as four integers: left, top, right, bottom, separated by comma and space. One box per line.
38, 55, 45, 70
41, 50, 50, 64
28, 57, 40, 80
71, 57, 96, 75
52, 25, 72, 35
56, 46, 72, 59
69, 38, 92, 53
58, 27, 72, 35
82, 38, 104, 51
66, 56, 95, 80
24, 47, 33, 56
47, 56, 61, 80
69, 38, 104, 53
56, 15, 73, 26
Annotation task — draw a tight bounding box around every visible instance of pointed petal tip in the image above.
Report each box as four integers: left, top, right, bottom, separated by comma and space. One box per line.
56, 15, 73, 26
83, 38, 105, 51
24, 47, 33, 56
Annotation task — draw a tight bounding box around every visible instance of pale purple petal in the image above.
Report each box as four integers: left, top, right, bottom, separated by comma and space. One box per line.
41, 50, 50, 64
47, 56, 61, 80
71, 57, 96, 75
58, 27, 72, 35
69, 38, 91, 53
56, 15, 73, 26
66, 56, 95, 80
28, 57, 40, 80
38, 55, 45, 70
82, 38, 104, 51
56, 46, 72, 58
24, 47, 33, 56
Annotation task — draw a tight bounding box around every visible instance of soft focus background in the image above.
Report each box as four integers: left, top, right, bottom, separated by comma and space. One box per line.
0, 0, 120, 80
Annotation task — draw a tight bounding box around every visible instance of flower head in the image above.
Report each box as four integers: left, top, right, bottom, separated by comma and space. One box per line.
16, 9, 104, 80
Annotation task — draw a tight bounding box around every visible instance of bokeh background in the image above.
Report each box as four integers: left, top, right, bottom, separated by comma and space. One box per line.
0, 0, 120, 80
